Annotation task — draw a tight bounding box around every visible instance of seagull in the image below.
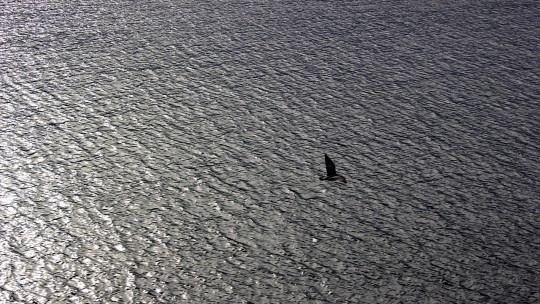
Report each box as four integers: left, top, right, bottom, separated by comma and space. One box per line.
320, 154, 347, 183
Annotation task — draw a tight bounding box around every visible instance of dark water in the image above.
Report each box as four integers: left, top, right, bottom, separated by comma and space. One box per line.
1, 0, 539, 303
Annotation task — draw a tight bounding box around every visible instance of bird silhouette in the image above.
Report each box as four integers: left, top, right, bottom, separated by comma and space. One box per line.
320, 154, 346, 183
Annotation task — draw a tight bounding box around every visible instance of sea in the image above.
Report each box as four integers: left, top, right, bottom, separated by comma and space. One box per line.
1, 0, 539, 303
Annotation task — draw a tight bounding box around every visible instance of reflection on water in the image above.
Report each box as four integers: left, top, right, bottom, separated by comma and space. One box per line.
1, 0, 539, 303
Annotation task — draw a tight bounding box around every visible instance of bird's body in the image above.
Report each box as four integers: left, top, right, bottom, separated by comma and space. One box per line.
320, 154, 347, 183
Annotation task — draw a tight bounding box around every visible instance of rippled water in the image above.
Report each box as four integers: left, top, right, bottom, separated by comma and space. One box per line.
1, 0, 539, 303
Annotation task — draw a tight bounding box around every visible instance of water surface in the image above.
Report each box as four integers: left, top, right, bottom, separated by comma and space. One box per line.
1, 0, 539, 303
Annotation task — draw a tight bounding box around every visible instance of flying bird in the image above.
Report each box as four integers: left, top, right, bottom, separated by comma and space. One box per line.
320, 154, 347, 183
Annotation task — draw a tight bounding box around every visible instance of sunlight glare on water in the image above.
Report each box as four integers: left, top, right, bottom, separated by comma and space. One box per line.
1, 0, 539, 303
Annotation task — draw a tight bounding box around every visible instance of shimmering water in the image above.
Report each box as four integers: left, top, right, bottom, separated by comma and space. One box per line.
1, 0, 539, 303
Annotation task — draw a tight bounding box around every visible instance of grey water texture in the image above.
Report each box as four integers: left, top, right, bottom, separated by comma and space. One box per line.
1, 0, 539, 303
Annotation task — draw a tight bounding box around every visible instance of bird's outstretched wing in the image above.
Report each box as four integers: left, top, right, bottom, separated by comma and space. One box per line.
325, 154, 337, 177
